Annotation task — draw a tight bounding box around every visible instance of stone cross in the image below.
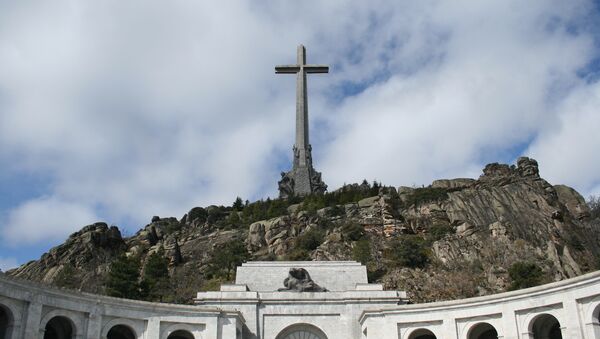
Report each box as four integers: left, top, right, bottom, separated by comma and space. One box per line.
276, 45, 329, 167
276, 45, 328, 198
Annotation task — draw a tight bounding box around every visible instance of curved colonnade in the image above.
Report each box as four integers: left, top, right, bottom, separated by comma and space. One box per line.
359, 271, 600, 339
0, 270, 600, 339
0, 272, 243, 339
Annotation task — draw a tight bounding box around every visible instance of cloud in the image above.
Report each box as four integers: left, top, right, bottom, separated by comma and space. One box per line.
0, 0, 599, 253
527, 81, 600, 197
0, 257, 18, 271
2, 196, 99, 246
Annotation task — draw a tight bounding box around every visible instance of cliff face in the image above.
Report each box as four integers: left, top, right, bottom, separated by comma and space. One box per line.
7, 157, 600, 303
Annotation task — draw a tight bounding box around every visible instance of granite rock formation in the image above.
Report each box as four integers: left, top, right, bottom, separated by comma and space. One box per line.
7, 157, 600, 303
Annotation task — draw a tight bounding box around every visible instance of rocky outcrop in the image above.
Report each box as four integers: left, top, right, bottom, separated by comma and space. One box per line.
8, 222, 125, 289
7, 158, 600, 304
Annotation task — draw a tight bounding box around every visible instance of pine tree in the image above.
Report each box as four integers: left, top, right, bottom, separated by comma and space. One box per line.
207, 239, 249, 280
106, 254, 142, 299
232, 197, 244, 211
141, 248, 170, 302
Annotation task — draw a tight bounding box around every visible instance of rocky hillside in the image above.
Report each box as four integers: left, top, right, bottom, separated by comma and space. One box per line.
7, 157, 600, 304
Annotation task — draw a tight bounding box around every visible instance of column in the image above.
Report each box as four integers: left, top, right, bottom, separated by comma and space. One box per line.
23, 299, 42, 339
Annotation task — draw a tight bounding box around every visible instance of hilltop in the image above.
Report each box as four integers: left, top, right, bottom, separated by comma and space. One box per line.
7, 157, 600, 304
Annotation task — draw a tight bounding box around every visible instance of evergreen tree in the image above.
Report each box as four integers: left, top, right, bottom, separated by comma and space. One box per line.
233, 197, 244, 211
508, 262, 543, 290
106, 254, 142, 299
207, 239, 249, 280
141, 248, 170, 302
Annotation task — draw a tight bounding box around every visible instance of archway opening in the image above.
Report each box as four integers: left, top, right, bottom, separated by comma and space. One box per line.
107, 324, 136, 339
0, 305, 13, 339
409, 328, 436, 339
44, 316, 74, 339
167, 330, 194, 339
468, 322, 498, 339
276, 324, 328, 339
531, 314, 562, 339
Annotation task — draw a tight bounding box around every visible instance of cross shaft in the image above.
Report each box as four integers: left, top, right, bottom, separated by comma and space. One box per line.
275, 45, 329, 167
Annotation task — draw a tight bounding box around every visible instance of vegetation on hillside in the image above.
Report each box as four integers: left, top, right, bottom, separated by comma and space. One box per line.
589, 195, 600, 219
106, 254, 143, 300
508, 261, 544, 290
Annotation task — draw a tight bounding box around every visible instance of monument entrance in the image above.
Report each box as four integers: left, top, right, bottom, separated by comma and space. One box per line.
276, 45, 328, 198
275, 324, 328, 339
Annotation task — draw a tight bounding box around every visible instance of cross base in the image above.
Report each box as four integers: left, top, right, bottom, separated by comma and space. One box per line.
278, 163, 327, 199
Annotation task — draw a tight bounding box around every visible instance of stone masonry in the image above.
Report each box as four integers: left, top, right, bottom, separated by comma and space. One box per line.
276, 45, 328, 198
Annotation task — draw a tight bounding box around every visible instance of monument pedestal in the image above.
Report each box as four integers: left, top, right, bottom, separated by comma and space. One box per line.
195, 261, 407, 339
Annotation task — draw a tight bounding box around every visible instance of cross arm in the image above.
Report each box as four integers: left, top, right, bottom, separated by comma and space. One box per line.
304, 65, 329, 73
275, 65, 301, 74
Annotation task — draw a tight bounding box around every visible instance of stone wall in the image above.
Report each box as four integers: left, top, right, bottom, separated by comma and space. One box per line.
360, 270, 600, 339
0, 273, 243, 339
1, 269, 600, 339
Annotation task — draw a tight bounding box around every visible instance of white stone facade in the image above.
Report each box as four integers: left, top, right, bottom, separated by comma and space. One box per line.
0, 261, 599, 339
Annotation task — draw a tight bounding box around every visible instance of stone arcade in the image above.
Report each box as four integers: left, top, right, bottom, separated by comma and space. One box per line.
1, 260, 600, 339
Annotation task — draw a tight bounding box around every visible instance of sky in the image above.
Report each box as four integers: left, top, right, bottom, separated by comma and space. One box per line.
1, 0, 600, 271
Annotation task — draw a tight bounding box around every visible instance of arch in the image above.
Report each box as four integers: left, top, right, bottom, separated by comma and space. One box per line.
275, 323, 328, 339
0, 303, 14, 339
467, 322, 498, 339
529, 314, 562, 339
106, 324, 136, 339
591, 303, 600, 339
101, 318, 141, 339
593, 303, 600, 324
167, 330, 194, 339
40, 309, 83, 339
43, 316, 75, 339
162, 323, 201, 339
408, 328, 437, 339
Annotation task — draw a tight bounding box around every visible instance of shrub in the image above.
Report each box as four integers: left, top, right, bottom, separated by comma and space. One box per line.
206, 239, 249, 280
367, 266, 386, 283
429, 223, 454, 241
403, 187, 448, 207
286, 248, 311, 261
588, 195, 600, 219
54, 264, 80, 289
352, 239, 372, 264
508, 261, 543, 290
200, 277, 225, 291
343, 222, 365, 241
295, 229, 325, 251
385, 236, 430, 268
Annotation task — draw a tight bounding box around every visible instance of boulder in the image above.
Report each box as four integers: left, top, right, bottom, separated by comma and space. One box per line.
554, 185, 591, 220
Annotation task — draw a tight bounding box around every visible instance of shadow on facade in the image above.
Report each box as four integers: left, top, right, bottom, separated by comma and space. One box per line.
44, 316, 75, 339
0, 304, 13, 339
468, 322, 498, 339
107, 324, 136, 339
168, 329, 195, 339
409, 328, 437, 339
531, 314, 562, 339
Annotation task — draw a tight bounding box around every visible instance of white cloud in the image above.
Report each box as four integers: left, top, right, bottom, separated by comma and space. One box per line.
3, 196, 99, 246
528, 81, 600, 197
0, 0, 599, 249
0, 257, 18, 271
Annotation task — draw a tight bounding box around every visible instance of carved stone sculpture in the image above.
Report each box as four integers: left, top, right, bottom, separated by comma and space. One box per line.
277, 268, 328, 292
278, 172, 295, 199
